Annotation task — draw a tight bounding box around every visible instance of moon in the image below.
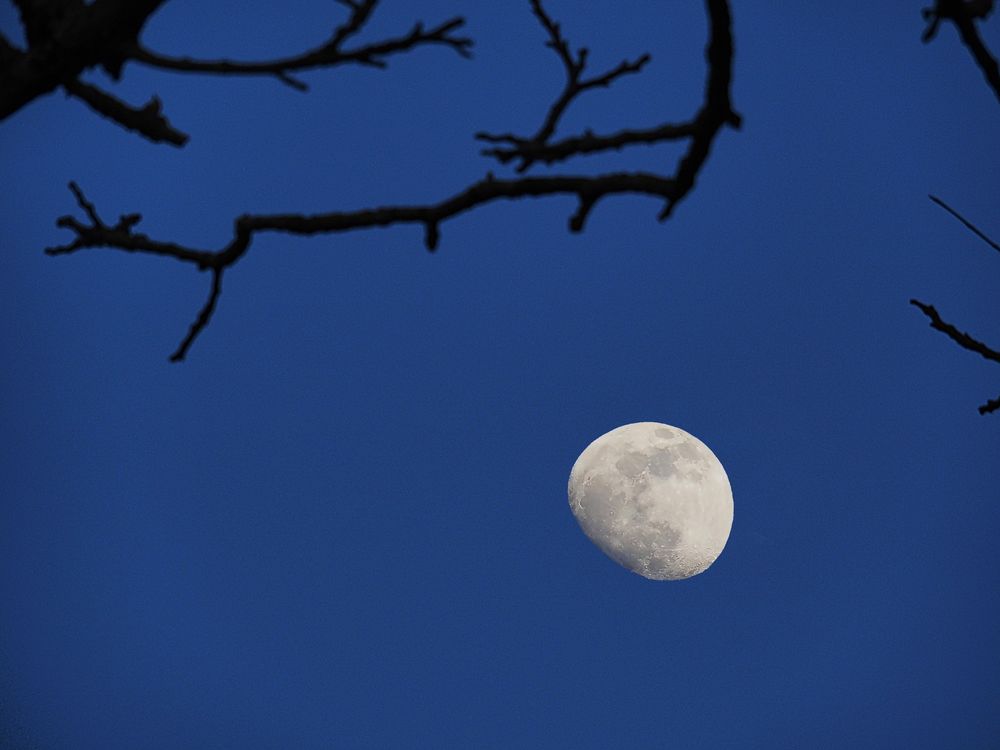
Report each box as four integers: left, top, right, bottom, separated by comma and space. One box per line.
567, 422, 733, 580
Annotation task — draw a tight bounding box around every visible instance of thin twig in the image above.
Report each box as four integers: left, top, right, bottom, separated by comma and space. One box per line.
478, 121, 700, 169
929, 194, 1000, 254
477, 0, 653, 172
131, 9, 472, 85
170, 268, 222, 362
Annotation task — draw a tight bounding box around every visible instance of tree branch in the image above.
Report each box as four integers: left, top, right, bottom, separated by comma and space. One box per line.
0, 0, 469, 139
46, 174, 678, 357
478, 121, 701, 170
131, 2, 472, 90
922, 0, 1000, 103
910, 300, 1000, 365
929, 194, 1000, 254
63, 79, 188, 145
979, 395, 1000, 415
477, 0, 653, 172
0, 0, 167, 121
170, 268, 223, 362
911, 298, 1000, 414
44, 1, 738, 360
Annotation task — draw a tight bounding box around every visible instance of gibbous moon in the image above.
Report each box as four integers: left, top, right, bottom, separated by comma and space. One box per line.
568, 422, 733, 580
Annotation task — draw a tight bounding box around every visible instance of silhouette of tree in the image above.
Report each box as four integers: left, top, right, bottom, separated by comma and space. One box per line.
916, 0, 998, 414
0, 0, 739, 360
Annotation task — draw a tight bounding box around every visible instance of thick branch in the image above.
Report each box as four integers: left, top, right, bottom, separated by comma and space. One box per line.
0, 0, 167, 120
63, 79, 188, 145
131, 5, 472, 90
0, 32, 23, 67
661, 0, 740, 220
922, 0, 1000, 102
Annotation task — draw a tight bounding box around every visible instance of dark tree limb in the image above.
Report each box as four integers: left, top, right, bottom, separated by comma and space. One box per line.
477, 121, 702, 170
46, 172, 682, 358
130, 3, 472, 91
910, 300, 1000, 365
979, 395, 1000, 415
912, 195, 1000, 414
45, 1, 738, 360
0, 0, 166, 120
0, 0, 471, 136
922, 0, 1000, 102
63, 79, 188, 145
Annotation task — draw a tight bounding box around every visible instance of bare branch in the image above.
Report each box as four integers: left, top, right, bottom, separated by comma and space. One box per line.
477, 0, 653, 172
659, 0, 740, 220
0, 0, 167, 121
980, 395, 1000, 414
910, 299, 1000, 364
170, 269, 223, 362
910, 297, 1000, 415
1, 0, 467, 142
45, 1, 738, 359
922, 0, 1000, 102
929, 194, 1000, 254
47, 173, 678, 357
478, 121, 701, 170
63, 79, 188, 145
131, 7, 472, 87
46, 183, 214, 266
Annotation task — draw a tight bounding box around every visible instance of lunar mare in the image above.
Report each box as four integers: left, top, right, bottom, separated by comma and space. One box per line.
567, 422, 733, 580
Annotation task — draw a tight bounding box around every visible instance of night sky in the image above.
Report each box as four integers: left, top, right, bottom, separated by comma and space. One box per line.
2, 1, 999, 747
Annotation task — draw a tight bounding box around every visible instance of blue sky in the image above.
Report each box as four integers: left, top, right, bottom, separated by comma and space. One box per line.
2, 1, 999, 747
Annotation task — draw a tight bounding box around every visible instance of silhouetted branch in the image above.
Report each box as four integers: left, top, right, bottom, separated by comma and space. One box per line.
131, 3, 472, 90
478, 121, 701, 170
46, 172, 682, 356
910, 300, 1000, 364
45, 1, 738, 359
477, 0, 654, 172
922, 0, 1000, 102
979, 395, 1000, 415
46, 182, 214, 266
63, 79, 188, 145
0, 0, 470, 138
910, 300, 1000, 414
170, 268, 223, 362
929, 194, 1000, 254
912, 195, 1000, 414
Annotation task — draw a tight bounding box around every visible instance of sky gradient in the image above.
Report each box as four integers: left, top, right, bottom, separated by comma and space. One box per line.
2, 1, 999, 747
